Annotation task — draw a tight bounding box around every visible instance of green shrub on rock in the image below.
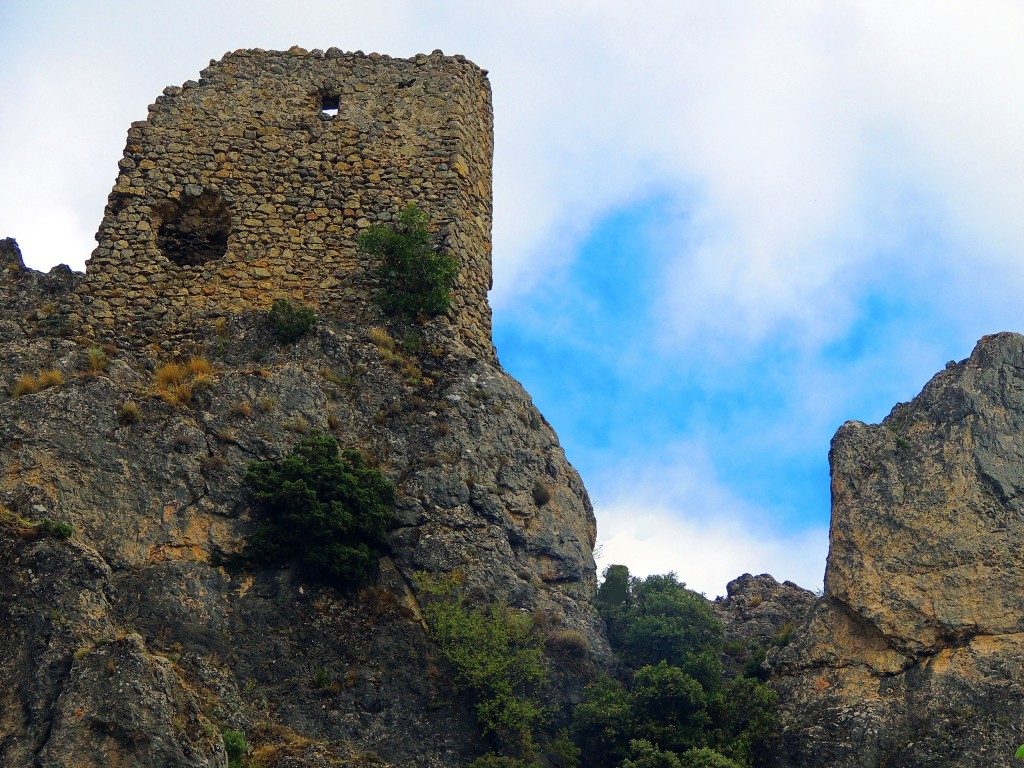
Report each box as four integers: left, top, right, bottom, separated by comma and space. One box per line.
678, 747, 745, 768
266, 298, 315, 344
245, 433, 394, 587
37, 518, 73, 539
221, 729, 246, 768
359, 202, 458, 320
622, 740, 683, 768
468, 756, 537, 768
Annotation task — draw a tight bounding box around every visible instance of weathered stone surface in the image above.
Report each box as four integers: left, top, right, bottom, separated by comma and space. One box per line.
0, 282, 610, 767
0, 523, 224, 767
771, 332, 1024, 767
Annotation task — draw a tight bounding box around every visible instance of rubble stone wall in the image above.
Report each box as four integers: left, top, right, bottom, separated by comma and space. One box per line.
78, 47, 494, 357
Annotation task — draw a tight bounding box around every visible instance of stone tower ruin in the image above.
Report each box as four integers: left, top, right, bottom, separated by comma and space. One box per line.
79, 47, 494, 356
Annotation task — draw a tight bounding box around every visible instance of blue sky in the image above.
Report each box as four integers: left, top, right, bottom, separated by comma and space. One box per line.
5, 2, 1024, 595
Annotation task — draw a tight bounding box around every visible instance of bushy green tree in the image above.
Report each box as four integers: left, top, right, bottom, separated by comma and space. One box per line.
631, 662, 711, 754
469, 757, 537, 768
221, 729, 247, 768
622, 740, 683, 768
245, 433, 394, 587
709, 678, 778, 767
577, 567, 778, 768
678, 747, 744, 768
358, 203, 459, 320
572, 676, 635, 768
604, 572, 724, 691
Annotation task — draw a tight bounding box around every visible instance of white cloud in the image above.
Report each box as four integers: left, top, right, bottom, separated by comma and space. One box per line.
591, 445, 828, 598
596, 505, 827, 600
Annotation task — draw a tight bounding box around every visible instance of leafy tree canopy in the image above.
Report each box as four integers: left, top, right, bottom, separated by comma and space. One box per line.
577, 567, 778, 768
599, 571, 724, 690
416, 572, 546, 748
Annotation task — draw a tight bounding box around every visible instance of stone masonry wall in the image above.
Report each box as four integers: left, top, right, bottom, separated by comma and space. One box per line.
79, 47, 494, 357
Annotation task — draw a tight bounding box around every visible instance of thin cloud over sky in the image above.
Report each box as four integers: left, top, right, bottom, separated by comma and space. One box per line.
4, 2, 1024, 594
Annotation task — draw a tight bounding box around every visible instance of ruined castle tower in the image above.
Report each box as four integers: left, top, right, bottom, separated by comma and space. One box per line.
80, 47, 494, 356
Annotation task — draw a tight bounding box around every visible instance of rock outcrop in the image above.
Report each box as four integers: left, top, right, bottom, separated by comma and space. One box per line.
713, 573, 816, 680
0, 50, 610, 768
771, 333, 1024, 767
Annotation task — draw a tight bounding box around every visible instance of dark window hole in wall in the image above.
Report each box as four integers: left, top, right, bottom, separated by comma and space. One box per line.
156, 191, 230, 267
321, 94, 340, 118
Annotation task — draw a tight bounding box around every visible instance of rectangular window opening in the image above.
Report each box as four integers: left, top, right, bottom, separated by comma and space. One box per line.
321, 94, 340, 118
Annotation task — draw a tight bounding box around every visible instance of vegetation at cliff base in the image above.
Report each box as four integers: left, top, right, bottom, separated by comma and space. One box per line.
573, 567, 777, 768
245, 433, 394, 587
359, 202, 458, 320
416, 572, 588, 768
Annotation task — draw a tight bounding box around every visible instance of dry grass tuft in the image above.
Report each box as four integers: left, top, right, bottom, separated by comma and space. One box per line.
532, 480, 552, 506
10, 374, 39, 397
10, 369, 65, 397
86, 347, 107, 373
283, 415, 310, 434
246, 723, 314, 768
155, 362, 190, 389
230, 400, 252, 418
547, 628, 590, 656
188, 356, 214, 376
117, 401, 142, 425
319, 366, 345, 386
36, 369, 65, 388
152, 357, 216, 406
366, 325, 396, 351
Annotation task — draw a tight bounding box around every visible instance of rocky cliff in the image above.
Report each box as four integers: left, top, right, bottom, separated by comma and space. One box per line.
0, 48, 611, 768
771, 332, 1024, 767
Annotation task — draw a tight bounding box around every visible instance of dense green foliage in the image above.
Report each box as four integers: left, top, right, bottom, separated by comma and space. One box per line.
222, 729, 246, 768
468, 757, 536, 768
245, 433, 394, 587
417, 572, 547, 753
602, 572, 724, 690
359, 203, 459, 320
266, 298, 316, 344
574, 569, 777, 768
37, 517, 73, 539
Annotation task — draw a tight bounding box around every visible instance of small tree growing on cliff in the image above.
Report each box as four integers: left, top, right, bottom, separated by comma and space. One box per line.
359, 203, 458, 320
245, 433, 395, 587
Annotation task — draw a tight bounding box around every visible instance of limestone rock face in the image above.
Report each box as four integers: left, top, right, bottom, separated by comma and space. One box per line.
828, 333, 1024, 653
772, 333, 1024, 767
0, 48, 610, 768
